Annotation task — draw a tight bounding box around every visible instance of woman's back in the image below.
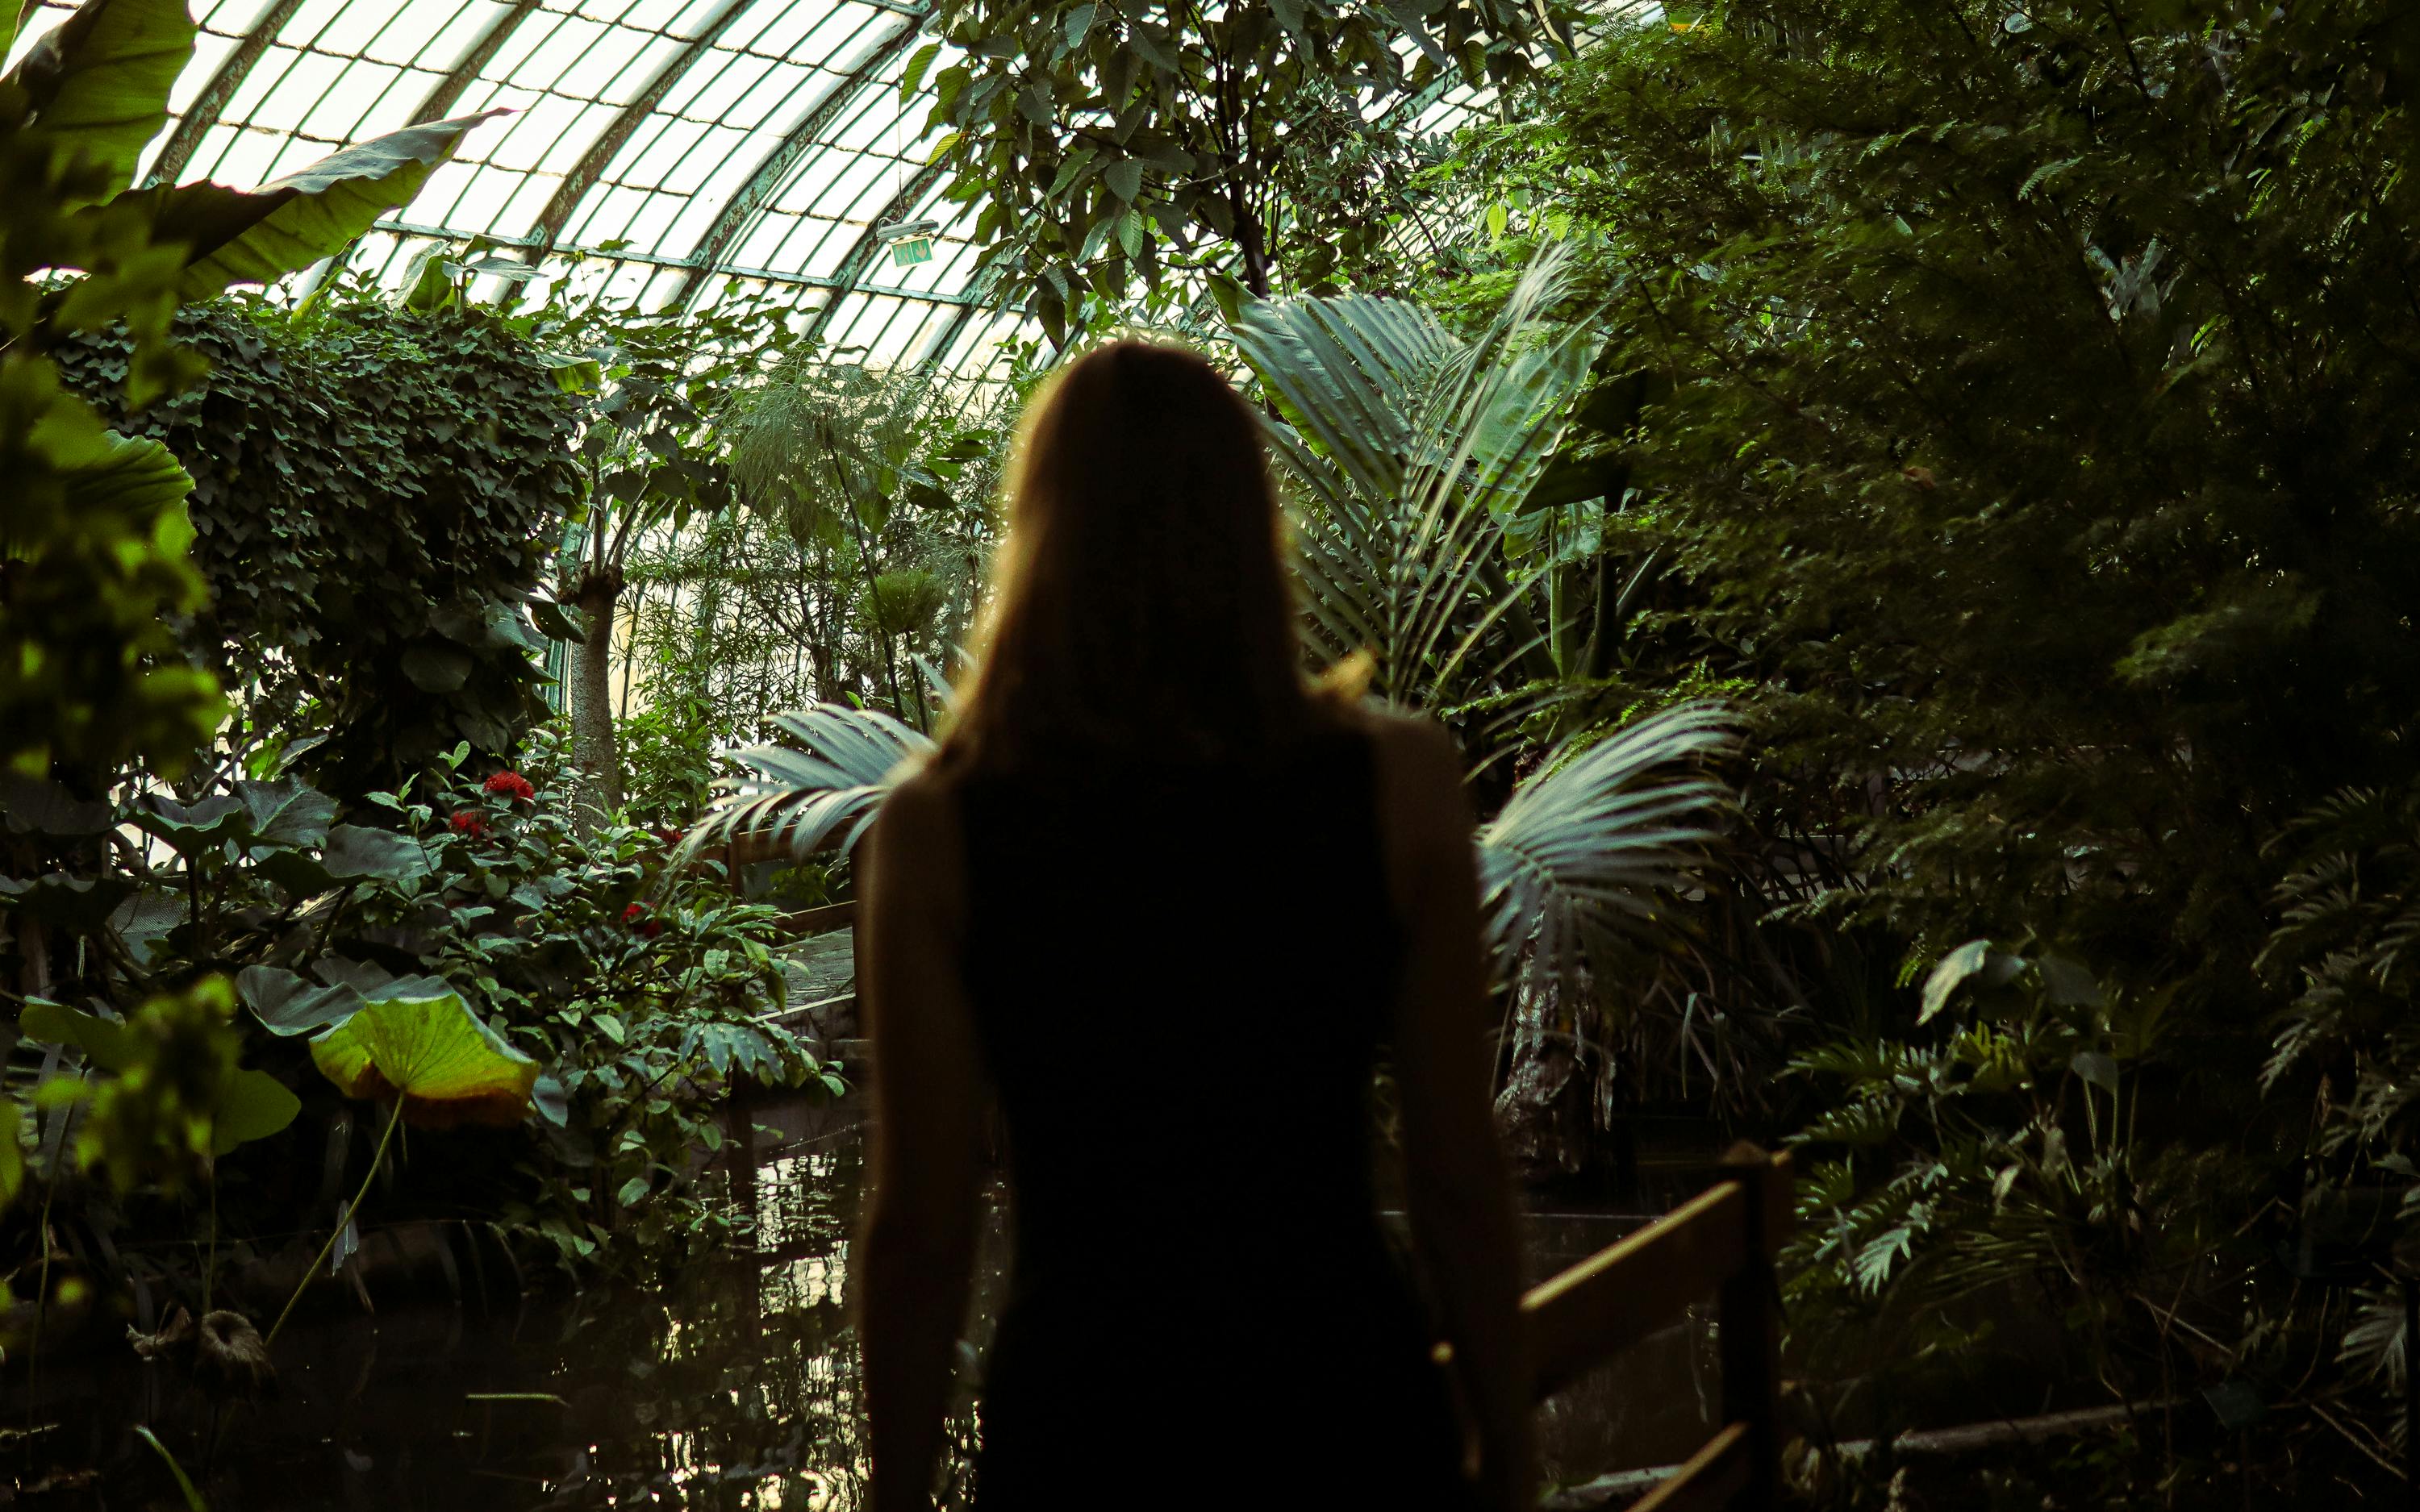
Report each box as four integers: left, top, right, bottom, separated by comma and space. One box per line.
949, 719, 1469, 1507
856, 340, 1525, 1512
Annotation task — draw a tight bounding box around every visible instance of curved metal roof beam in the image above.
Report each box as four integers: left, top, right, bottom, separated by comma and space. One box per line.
290, 0, 547, 294
144, 0, 311, 185
668, 9, 928, 312
519, 0, 760, 262
912, 281, 989, 371
410, 0, 546, 125
795, 154, 947, 345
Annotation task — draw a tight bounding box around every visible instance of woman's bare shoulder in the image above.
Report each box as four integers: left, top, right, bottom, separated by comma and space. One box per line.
865, 760, 963, 905
1354, 706, 1471, 849
879, 758, 956, 827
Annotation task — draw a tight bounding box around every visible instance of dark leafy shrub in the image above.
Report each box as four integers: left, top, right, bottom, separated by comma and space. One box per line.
52, 287, 585, 797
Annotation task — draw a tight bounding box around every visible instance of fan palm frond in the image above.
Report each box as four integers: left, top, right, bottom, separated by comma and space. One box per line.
676, 703, 934, 873
1231, 245, 1600, 713
1476, 700, 1740, 993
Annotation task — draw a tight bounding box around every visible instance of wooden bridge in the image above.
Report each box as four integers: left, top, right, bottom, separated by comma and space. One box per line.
749, 897, 1794, 1510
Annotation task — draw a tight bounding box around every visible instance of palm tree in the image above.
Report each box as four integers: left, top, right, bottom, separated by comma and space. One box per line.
685, 253, 1737, 1173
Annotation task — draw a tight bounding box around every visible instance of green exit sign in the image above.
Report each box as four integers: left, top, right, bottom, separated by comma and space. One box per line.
890, 236, 933, 267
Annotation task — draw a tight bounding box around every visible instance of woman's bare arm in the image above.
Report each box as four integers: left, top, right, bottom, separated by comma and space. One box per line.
857, 773, 985, 1512
1373, 713, 1534, 1511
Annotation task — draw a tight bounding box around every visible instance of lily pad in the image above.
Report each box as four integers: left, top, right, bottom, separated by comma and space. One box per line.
308, 989, 539, 1128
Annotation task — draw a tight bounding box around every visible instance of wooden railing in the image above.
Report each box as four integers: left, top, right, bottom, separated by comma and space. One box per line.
1522, 1144, 1792, 1511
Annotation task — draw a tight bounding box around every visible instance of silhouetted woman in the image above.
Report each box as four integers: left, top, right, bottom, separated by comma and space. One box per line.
857, 341, 1532, 1511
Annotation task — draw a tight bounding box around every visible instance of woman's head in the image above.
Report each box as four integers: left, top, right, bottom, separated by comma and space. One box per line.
941, 340, 1312, 770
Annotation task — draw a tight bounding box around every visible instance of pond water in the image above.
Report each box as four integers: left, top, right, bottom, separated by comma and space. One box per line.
15, 1100, 1721, 1509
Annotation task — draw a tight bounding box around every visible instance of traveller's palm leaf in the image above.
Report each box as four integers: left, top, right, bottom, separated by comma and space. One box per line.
1230, 245, 1598, 714
1475, 702, 1738, 995
676, 704, 932, 871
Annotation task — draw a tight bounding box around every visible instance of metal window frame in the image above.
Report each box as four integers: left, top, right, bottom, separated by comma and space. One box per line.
666, 6, 925, 310
144, 0, 311, 184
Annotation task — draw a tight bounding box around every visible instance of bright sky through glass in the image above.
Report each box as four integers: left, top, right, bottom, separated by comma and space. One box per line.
7, 0, 1498, 375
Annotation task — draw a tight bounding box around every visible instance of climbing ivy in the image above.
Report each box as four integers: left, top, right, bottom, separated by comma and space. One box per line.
55, 285, 586, 797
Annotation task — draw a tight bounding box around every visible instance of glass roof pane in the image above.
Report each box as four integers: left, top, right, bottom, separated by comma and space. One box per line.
14, 0, 1487, 370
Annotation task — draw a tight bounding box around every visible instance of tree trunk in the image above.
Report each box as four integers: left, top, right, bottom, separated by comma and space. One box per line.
568, 563, 625, 816
1492, 973, 1600, 1186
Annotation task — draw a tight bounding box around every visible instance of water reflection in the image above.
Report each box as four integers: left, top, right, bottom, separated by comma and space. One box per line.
19, 1105, 1716, 1508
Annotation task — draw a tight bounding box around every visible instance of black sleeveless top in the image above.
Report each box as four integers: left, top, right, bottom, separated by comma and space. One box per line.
953, 722, 1476, 1510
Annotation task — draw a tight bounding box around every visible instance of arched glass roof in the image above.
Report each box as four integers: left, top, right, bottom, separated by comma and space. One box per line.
9, 0, 1496, 374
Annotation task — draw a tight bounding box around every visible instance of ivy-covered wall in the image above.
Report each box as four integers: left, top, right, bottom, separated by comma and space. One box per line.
57, 293, 585, 795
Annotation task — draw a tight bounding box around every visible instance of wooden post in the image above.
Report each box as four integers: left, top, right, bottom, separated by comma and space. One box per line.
1718, 1143, 1783, 1510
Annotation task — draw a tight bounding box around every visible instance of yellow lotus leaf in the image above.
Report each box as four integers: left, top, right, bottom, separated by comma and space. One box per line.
308, 989, 538, 1128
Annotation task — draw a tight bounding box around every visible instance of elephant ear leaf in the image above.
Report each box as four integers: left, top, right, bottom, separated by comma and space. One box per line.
211, 1068, 299, 1154
236, 774, 335, 851
2, 0, 195, 204
133, 790, 247, 852
118, 108, 511, 300
19, 998, 140, 1072
236, 964, 364, 1036
320, 823, 431, 882
308, 989, 540, 1128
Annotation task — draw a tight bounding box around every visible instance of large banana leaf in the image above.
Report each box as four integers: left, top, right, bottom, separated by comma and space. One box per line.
1475, 701, 1738, 996
1231, 246, 1600, 714
2, 0, 195, 203
83, 109, 510, 298
678, 703, 933, 869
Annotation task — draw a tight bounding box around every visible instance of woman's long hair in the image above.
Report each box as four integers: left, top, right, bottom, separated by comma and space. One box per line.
937, 340, 1330, 773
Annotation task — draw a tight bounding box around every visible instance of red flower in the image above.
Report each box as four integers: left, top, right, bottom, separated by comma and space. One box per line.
449, 812, 486, 839
640, 918, 664, 939
621, 902, 644, 924
484, 771, 536, 802
622, 902, 664, 939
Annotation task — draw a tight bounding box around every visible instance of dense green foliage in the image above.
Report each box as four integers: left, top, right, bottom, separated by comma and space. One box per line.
2, 734, 835, 1352
18, 0, 2420, 1499
1453, 0, 2420, 1490
920, 0, 1554, 339
0, 0, 498, 781
56, 292, 586, 795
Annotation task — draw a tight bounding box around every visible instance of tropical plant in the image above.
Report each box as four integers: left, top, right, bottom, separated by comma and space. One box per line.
1780, 939, 2273, 1469
681, 269, 1739, 1180
19, 982, 298, 1197
0, 0, 500, 781
53, 286, 586, 798
1452, 0, 2420, 1481
918, 0, 1561, 342
718, 357, 1014, 730
0, 724, 840, 1347
1229, 246, 1598, 729
505, 286, 795, 812
1230, 249, 1741, 1166
267, 983, 539, 1343
2259, 783, 2420, 1396
1465, 0, 2420, 1023
678, 705, 937, 874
